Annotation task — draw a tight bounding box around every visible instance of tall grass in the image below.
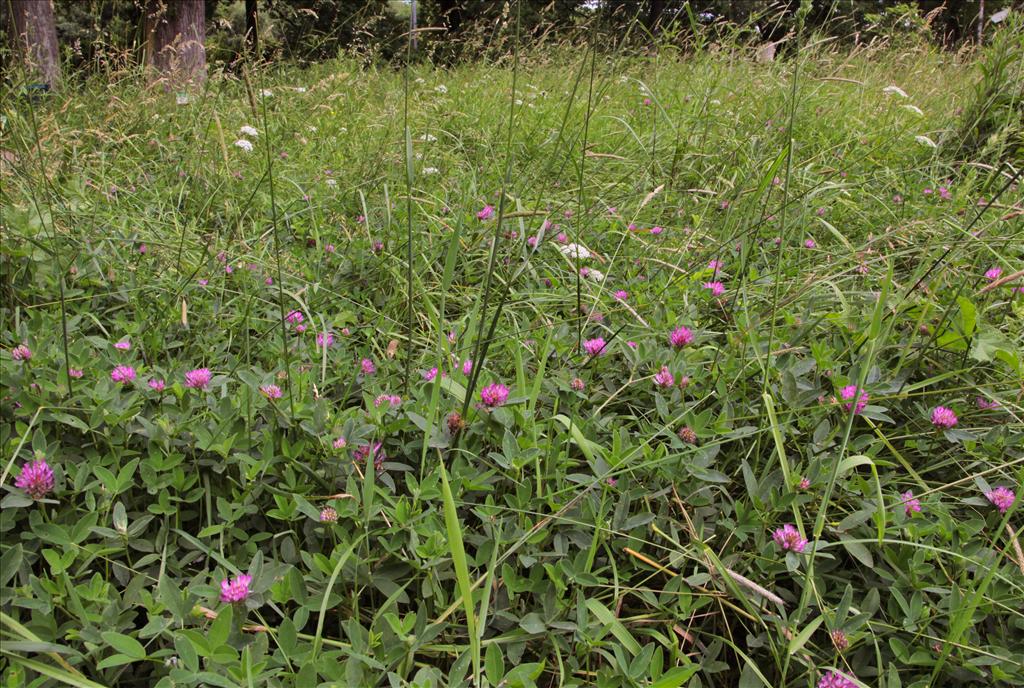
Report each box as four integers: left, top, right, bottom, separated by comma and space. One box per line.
1, 9, 1022, 688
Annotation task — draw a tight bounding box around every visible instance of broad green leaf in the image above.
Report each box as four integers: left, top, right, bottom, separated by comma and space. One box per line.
96, 653, 138, 670
652, 665, 701, 688
100, 632, 146, 660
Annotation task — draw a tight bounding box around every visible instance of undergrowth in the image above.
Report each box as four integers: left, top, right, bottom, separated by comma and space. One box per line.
1, 20, 1023, 688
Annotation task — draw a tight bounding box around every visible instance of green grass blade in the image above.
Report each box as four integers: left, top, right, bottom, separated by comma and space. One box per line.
1, 651, 108, 688
310, 537, 362, 664
438, 458, 480, 684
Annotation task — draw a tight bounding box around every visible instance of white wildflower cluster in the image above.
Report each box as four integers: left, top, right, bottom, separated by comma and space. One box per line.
435, 84, 448, 94
239, 125, 258, 137
234, 139, 254, 153
557, 243, 592, 260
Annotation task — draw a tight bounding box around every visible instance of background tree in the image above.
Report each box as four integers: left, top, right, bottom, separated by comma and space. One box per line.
7, 0, 60, 87
244, 0, 257, 53
144, 0, 206, 86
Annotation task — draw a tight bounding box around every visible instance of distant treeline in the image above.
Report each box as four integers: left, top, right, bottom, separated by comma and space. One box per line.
3, 1, 1020, 86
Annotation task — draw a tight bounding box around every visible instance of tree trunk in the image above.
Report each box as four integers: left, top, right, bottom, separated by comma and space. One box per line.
410, 0, 417, 52
145, 0, 207, 87
9, 0, 60, 88
977, 0, 984, 45
245, 0, 258, 54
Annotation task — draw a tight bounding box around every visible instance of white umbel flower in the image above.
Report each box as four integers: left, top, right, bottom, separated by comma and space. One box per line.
239, 125, 258, 137
422, 167, 439, 175
234, 139, 254, 152
435, 84, 448, 94
557, 243, 592, 260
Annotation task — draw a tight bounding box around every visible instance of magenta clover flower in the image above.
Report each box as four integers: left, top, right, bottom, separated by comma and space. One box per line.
985, 486, 1016, 514
260, 384, 282, 399
900, 490, 922, 516
818, 670, 858, 688
583, 338, 607, 357
653, 366, 675, 388
184, 368, 212, 389
669, 326, 693, 348
839, 385, 869, 414
930, 406, 958, 429
111, 365, 136, 384
772, 524, 807, 553
480, 383, 510, 407
15, 459, 55, 500
703, 281, 725, 296
219, 574, 252, 603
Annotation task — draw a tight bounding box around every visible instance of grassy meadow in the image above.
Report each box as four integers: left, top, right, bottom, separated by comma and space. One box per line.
1, 22, 1023, 688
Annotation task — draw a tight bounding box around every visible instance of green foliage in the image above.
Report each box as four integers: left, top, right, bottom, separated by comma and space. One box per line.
949, 10, 1024, 163
1, 22, 1023, 688
862, 2, 933, 46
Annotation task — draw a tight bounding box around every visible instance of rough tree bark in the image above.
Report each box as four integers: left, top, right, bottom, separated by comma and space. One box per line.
8, 0, 60, 88
144, 0, 207, 87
